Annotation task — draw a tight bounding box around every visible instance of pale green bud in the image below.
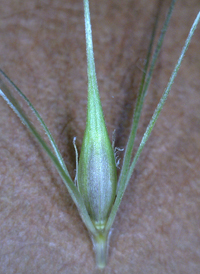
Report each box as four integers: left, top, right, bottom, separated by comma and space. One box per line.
78, 102, 117, 230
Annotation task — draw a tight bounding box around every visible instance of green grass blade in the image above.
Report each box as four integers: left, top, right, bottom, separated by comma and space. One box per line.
118, 0, 176, 189
0, 69, 71, 180
0, 79, 97, 236
126, 10, 200, 187
106, 11, 200, 232
118, 0, 177, 193
143, 0, 177, 96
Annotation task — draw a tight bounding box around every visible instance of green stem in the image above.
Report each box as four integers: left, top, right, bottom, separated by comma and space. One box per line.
91, 231, 110, 269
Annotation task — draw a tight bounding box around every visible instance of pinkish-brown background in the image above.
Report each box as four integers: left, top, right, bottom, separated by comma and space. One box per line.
0, 0, 200, 273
